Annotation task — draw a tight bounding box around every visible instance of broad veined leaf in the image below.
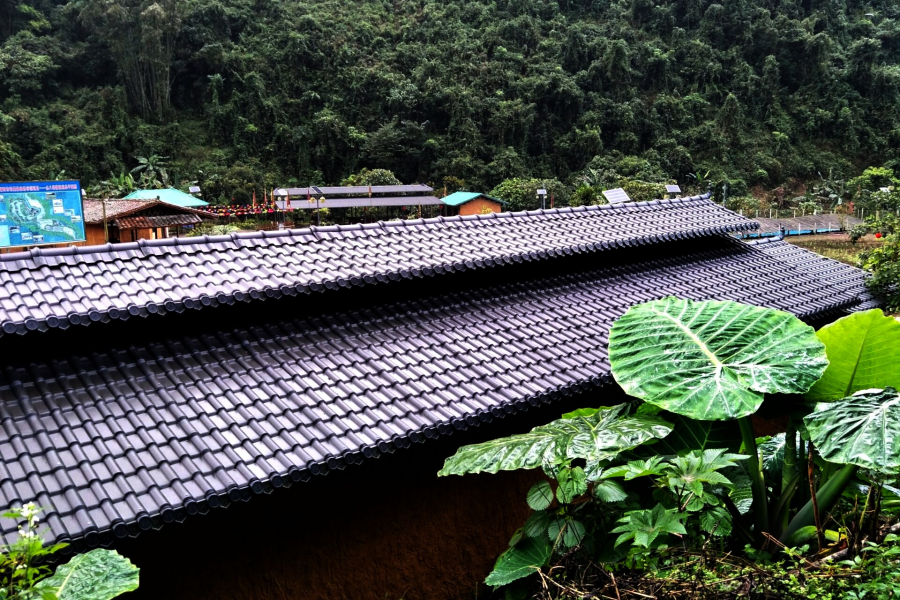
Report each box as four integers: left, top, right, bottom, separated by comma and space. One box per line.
612, 504, 687, 548
523, 511, 552, 538
700, 506, 733, 536
593, 480, 629, 502
805, 309, 900, 402
547, 516, 586, 548
561, 408, 599, 419
805, 388, 900, 473
556, 467, 587, 504
439, 405, 673, 476
653, 413, 742, 454
526, 481, 554, 510
759, 434, 786, 483
484, 537, 552, 587
722, 465, 753, 515
39, 549, 139, 600
602, 456, 667, 480
563, 519, 586, 548
759, 432, 801, 487
609, 298, 828, 420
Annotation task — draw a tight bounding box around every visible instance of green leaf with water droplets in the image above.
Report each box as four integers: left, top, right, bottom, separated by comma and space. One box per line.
439, 405, 673, 476
609, 297, 828, 420
805, 387, 900, 473
40, 549, 139, 600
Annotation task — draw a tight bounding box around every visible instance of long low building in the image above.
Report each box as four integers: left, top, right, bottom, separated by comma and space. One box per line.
0, 193, 876, 599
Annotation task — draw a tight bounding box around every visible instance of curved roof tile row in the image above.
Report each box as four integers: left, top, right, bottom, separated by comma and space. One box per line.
0, 234, 866, 549
0, 195, 754, 336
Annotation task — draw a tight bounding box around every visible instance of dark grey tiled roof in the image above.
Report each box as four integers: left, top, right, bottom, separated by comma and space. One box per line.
744, 237, 878, 311
0, 194, 753, 337
0, 229, 865, 549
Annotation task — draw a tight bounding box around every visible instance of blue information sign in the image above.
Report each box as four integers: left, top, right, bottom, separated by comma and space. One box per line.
0, 181, 86, 248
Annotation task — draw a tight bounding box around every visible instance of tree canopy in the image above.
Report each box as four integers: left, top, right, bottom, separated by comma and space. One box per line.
1, 0, 898, 203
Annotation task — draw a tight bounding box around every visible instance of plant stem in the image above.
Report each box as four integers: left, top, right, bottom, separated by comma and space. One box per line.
782, 419, 798, 492
738, 416, 768, 542
809, 444, 825, 552
781, 463, 858, 546
778, 419, 798, 534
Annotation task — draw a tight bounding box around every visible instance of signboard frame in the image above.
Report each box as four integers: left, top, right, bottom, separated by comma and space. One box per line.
0, 180, 87, 249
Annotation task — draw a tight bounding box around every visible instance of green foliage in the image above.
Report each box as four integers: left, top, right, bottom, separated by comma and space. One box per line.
652, 414, 742, 455
38, 550, 139, 600
452, 298, 900, 596
130, 155, 170, 187
861, 234, 900, 312
805, 309, 900, 402
612, 504, 686, 549
608, 297, 828, 420
340, 168, 401, 187
0, 504, 138, 600
805, 388, 900, 473
3, 0, 900, 200
488, 178, 568, 212
484, 537, 551, 587
848, 167, 900, 196
438, 404, 672, 476
525, 482, 553, 511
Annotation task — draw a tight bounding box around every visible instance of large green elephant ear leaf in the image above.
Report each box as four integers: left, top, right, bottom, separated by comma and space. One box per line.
653, 413, 742, 455
39, 549, 139, 600
804, 388, 900, 473
608, 297, 828, 421
438, 405, 673, 476
805, 309, 900, 402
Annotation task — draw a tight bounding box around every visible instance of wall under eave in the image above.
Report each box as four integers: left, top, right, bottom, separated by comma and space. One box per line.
113, 397, 590, 600
85, 224, 107, 245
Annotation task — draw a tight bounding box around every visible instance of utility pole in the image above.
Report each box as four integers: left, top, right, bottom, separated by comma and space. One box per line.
536, 188, 547, 210
102, 198, 109, 243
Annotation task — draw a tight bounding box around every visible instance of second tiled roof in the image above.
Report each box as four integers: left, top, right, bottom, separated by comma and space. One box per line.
0, 235, 863, 548
0, 194, 754, 336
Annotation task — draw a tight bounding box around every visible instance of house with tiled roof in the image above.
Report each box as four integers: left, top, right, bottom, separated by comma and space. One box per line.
0, 193, 876, 599
81, 199, 215, 245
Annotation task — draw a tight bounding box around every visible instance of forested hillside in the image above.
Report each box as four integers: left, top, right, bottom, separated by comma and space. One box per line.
1, 0, 899, 203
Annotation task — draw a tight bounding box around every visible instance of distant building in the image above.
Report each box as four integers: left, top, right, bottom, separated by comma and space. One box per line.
441, 191, 505, 216
82, 199, 214, 243
124, 188, 209, 208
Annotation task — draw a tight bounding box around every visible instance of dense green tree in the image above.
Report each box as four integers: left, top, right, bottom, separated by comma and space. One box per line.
0, 0, 898, 203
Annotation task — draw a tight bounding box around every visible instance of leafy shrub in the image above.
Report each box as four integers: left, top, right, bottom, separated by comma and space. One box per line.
340, 168, 402, 186
489, 178, 569, 211
0, 504, 139, 600
860, 235, 900, 312
440, 301, 900, 595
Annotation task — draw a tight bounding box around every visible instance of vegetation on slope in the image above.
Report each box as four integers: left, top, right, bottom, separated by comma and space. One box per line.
1, 0, 899, 202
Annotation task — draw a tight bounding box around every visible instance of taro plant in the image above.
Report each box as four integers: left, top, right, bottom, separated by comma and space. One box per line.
0, 504, 139, 600
439, 298, 900, 593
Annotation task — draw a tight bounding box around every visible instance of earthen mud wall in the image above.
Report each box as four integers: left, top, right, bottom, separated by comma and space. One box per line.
115, 399, 584, 600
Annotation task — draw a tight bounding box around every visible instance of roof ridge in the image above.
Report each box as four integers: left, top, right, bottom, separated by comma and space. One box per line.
0, 193, 715, 263
0, 193, 758, 337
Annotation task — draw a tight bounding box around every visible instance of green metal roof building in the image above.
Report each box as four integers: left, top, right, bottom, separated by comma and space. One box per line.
124, 188, 209, 208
